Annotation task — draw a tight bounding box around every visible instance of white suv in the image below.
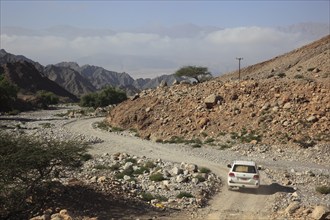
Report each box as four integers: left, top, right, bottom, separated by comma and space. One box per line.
227, 160, 261, 190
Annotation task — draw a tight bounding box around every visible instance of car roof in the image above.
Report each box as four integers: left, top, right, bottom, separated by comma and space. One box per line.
233, 160, 256, 166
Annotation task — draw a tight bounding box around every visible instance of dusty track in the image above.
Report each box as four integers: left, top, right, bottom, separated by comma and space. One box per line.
64, 117, 279, 219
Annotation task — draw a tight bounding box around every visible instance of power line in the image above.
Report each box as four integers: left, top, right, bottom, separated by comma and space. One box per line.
236, 57, 243, 81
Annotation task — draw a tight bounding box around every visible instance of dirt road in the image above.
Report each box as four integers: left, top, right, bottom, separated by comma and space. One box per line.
64, 117, 279, 219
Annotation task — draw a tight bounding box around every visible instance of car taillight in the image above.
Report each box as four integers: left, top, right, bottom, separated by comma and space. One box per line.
253, 175, 259, 180
229, 172, 235, 177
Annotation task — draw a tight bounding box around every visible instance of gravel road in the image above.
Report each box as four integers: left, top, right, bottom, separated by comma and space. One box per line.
63, 117, 288, 219
1, 107, 329, 219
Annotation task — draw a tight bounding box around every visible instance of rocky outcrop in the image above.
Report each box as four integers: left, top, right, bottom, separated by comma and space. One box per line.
106, 36, 330, 146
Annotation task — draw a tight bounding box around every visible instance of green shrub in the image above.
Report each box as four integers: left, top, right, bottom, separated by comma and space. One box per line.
94, 164, 110, 170
80, 86, 127, 108
294, 74, 304, 79
192, 144, 202, 148
195, 175, 206, 182
204, 138, 215, 144
39, 122, 54, 128
141, 192, 154, 201
154, 194, 168, 202
277, 72, 286, 78
149, 173, 165, 182
125, 158, 137, 164
0, 74, 19, 112
200, 167, 211, 174
219, 143, 232, 150
36, 90, 59, 106
176, 191, 194, 198
315, 186, 330, 194
95, 121, 110, 130
144, 161, 156, 169
112, 126, 124, 132
0, 132, 89, 219
110, 164, 121, 171
133, 166, 149, 175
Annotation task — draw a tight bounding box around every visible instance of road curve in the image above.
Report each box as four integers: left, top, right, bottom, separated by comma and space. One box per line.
64, 117, 275, 219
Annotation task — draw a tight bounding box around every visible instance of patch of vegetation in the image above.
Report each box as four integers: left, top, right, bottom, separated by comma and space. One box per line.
140, 192, 155, 201
176, 191, 194, 198
315, 185, 330, 195
307, 67, 315, 72
175, 66, 212, 83
36, 90, 59, 108
192, 144, 202, 148
133, 166, 149, 175
129, 128, 138, 133
294, 136, 316, 148
294, 74, 304, 79
94, 164, 111, 170
195, 175, 206, 182
204, 138, 215, 144
125, 158, 137, 164
109, 163, 121, 171
116, 166, 134, 179
80, 153, 93, 161
144, 161, 156, 169
80, 86, 127, 108
95, 121, 110, 131
219, 143, 232, 150
218, 132, 226, 136
277, 72, 286, 78
230, 129, 262, 143
140, 192, 167, 202
201, 132, 208, 137
199, 167, 211, 174
112, 126, 124, 132
155, 139, 163, 143
0, 74, 19, 112
149, 173, 165, 182
39, 122, 54, 128
0, 132, 89, 219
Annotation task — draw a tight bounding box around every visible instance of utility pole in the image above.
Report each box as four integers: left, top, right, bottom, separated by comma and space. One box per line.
236, 57, 243, 81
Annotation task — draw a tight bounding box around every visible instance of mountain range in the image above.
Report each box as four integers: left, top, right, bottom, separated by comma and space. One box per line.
0, 49, 181, 100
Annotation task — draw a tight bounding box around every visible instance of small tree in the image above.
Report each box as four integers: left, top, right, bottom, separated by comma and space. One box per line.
80, 86, 127, 108
36, 90, 59, 107
0, 132, 90, 219
0, 74, 19, 112
175, 66, 212, 83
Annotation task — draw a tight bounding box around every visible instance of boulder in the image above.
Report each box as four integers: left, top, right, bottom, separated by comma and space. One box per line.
285, 201, 300, 215
311, 205, 329, 220
204, 94, 223, 108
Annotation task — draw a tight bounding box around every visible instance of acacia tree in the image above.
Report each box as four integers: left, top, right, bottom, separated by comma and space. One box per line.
175, 66, 212, 83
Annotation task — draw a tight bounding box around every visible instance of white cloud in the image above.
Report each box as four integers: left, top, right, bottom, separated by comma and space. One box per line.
0, 25, 324, 78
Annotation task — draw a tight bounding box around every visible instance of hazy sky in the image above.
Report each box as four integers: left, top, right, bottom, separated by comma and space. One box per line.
1, 0, 329, 78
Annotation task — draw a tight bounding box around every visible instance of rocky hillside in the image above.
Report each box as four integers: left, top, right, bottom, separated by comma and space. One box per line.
106, 35, 330, 146
1, 61, 78, 102
44, 65, 96, 97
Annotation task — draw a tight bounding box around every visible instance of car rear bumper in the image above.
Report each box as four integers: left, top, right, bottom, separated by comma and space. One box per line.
228, 180, 260, 189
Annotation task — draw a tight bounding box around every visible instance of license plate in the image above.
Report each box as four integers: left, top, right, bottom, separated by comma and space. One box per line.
240, 178, 248, 181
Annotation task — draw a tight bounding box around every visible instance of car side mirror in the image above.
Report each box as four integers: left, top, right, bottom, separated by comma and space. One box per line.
227, 164, 232, 168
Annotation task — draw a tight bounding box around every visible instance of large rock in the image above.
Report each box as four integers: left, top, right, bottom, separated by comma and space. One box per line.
311, 205, 330, 220
285, 201, 300, 215
204, 94, 223, 108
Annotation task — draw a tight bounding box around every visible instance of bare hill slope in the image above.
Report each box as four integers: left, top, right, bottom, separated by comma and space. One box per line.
107, 35, 330, 146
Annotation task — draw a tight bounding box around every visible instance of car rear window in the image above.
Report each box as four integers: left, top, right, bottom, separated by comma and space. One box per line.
233, 165, 256, 173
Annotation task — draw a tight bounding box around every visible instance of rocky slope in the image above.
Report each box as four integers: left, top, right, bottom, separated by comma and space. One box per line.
44, 64, 96, 97
106, 35, 330, 146
0, 61, 78, 102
